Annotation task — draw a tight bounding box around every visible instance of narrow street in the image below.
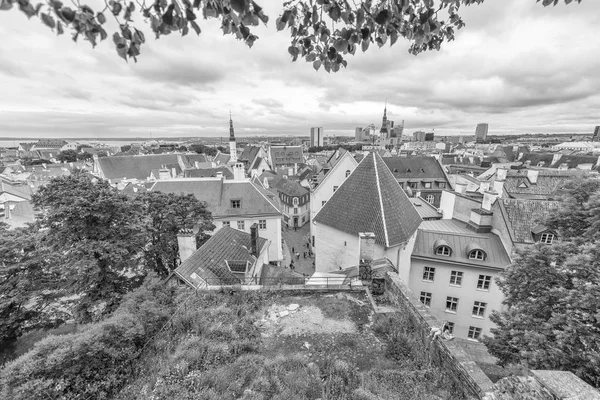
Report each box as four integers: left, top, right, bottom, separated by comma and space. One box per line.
281, 223, 315, 277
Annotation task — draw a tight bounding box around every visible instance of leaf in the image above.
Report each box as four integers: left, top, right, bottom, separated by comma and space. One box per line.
56, 21, 63, 35
60, 7, 75, 22
185, 8, 196, 20
112, 1, 122, 16
390, 30, 398, 46
40, 13, 56, 29
97, 12, 106, 24
312, 59, 321, 71
356, 8, 364, 27
182, 24, 189, 36
305, 52, 316, 62
374, 9, 389, 25
328, 4, 340, 21
116, 43, 128, 61
190, 20, 201, 35
361, 38, 369, 52
0, 0, 13, 11
230, 0, 245, 13
98, 27, 108, 41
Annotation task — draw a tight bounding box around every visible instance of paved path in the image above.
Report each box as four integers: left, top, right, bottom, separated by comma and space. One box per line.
281, 223, 315, 277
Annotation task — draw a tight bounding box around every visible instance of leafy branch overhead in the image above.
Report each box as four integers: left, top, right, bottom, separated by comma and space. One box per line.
0, 0, 582, 70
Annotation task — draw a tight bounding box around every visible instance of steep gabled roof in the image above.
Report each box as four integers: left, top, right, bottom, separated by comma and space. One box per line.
214, 152, 231, 165
383, 156, 448, 181
498, 198, 560, 244
314, 152, 422, 248
184, 166, 234, 179
269, 145, 303, 166
174, 227, 268, 286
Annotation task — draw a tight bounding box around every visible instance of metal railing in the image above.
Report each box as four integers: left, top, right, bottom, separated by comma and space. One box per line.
203, 276, 352, 288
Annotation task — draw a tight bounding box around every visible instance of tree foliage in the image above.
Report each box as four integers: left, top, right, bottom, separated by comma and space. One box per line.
0, 0, 581, 71
56, 149, 78, 163
0, 171, 214, 338
483, 178, 600, 388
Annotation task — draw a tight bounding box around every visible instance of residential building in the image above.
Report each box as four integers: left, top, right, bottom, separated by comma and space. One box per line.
268, 145, 304, 174
309, 148, 358, 240
410, 218, 510, 339
273, 178, 310, 228
238, 145, 270, 178
167, 224, 270, 288
95, 153, 207, 183
488, 167, 586, 200
475, 123, 489, 142
0, 181, 35, 228
150, 177, 283, 262
593, 126, 600, 142
382, 156, 452, 207
310, 127, 324, 147
409, 197, 443, 221
313, 152, 422, 280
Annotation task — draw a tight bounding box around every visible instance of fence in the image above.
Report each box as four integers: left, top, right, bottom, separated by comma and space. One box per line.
202, 276, 355, 288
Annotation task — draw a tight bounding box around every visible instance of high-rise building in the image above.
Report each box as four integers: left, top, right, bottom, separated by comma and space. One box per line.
310, 127, 324, 147
355, 127, 363, 141
413, 131, 426, 142
592, 126, 600, 142
475, 123, 489, 142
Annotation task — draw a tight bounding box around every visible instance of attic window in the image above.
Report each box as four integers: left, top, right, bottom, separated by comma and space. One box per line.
539, 233, 555, 244
406, 168, 411, 173
436, 246, 452, 256
517, 181, 528, 188
469, 250, 486, 260
393, 168, 398, 173
226, 260, 249, 273
231, 199, 241, 208
345, 170, 351, 178
420, 168, 425, 172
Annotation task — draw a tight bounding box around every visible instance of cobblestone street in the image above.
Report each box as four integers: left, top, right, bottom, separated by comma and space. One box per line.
281, 223, 315, 277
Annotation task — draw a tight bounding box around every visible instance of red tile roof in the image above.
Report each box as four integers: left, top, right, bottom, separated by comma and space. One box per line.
314, 152, 422, 248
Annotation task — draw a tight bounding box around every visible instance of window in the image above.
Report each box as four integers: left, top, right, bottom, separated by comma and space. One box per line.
472, 301, 487, 318
446, 296, 459, 313
293, 197, 299, 206
422, 266, 435, 282
222, 221, 230, 227
258, 220, 266, 230
419, 292, 432, 307
409, 182, 418, 189
333, 186, 339, 192
425, 194, 435, 204
231, 199, 241, 209
446, 322, 455, 334
449, 271, 463, 286
438, 182, 446, 189
322, 201, 327, 206
540, 233, 554, 244
294, 207, 298, 214
436, 246, 451, 256
345, 170, 351, 177
467, 326, 482, 340
477, 275, 492, 290
424, 182, 432, 189
469, 250, 485, 260
237, 221, 245, 230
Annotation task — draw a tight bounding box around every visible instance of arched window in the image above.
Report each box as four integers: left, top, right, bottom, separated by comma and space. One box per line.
345, 170, 351, 178
293, 197, 299, 206
436, 246, 451, 256
469, 250, 485, 260
433, 240, 452, 256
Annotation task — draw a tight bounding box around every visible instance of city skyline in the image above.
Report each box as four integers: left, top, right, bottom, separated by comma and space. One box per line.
1, 1, 600, 139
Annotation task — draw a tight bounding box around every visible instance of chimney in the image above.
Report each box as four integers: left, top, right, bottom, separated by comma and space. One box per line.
496, 168, 508, 181
455, 182, 467, 195
177, 229, 196, 263
195, 161, 200, 169
158, 168, 171, 180
527, 169, 539, 184
479, 181, 490, 192
250, 223, 259, 257
467, 208, 493, 233
233, 163, 245, 180
551, 153, 562, 166
216, 171, 224, 179
492, 180, 504, 198
481, 191, 497, 211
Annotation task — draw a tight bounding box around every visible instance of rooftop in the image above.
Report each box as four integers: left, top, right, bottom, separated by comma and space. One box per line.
97, 154, 207, 180
498, 198, 560, 244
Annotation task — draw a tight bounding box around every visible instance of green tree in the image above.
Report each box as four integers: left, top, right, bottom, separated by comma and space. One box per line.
0, 0, 580, 71
77, 151, 94, 161
32, 171, 147, 322
138, 191, 215, 276
56, 149, 78, 163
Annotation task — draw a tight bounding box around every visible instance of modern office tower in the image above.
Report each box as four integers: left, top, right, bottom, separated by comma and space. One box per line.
475, 123, 489, 142
310, 127, 324, 147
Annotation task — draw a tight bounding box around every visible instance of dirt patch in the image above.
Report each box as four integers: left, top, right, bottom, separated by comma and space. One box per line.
259, 304, 357, 337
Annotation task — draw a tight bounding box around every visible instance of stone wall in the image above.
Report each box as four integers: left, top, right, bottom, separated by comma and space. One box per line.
383, 272, 600, 400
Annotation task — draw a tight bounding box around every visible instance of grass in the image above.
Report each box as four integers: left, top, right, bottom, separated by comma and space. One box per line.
115, 290, 465, 399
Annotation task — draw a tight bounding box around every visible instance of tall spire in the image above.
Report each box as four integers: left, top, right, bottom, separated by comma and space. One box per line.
229, 111, 235, 142
380, 101, 388, 134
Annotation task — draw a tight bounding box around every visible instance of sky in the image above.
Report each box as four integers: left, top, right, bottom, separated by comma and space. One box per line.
0, 0, 599, 139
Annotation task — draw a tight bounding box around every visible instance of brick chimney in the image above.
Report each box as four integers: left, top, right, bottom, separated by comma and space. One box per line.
467, 208, 493, 233
177, 229, 196, 263
479, 181, 490, 192
482, 190, 497, 211
250, 223, 259, 257
492, 180, 504, 198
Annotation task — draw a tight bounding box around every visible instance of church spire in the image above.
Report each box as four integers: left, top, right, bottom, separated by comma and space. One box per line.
380, 101, 388, 134
229, 111, 236, 142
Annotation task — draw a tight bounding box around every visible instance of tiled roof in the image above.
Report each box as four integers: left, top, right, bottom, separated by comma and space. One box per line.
0, 181, 32, 201
214, 152, 231, 165
498, 198, 560, 244
184, 167, 234, 179
250, 156, 264, 170
36, 139, 68, 148
150, 178, 281, 217
410, 197, 442, 219
174, 227, 268, 286
97, 154, 206, 180
326, 148, 348, 169
499, 169, 583, 199
383, 156, 446, 181
412, 219, 511, 270
274, 178, 309, 197
314, 152, 422, 248
239, 146, 261, 163
269, 145, 303, 166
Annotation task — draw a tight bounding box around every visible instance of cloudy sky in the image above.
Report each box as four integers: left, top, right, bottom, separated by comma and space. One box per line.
1, 0, 599, 139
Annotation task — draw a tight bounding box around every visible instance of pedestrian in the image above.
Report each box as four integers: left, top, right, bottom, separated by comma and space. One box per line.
303, 252, 306, 259
292, 247, 295, 253
296, 252, 300, 259
294, 226, 297, 232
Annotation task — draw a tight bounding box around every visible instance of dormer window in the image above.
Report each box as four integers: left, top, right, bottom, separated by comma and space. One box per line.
434, 240, 452, 256
293, 197, 299, 206
469, 250, 485, 260
420, 168, 425, 173
540, 233, 554, 244
346, 170, 351, 178
406, 168, 412, 173
231, 199, 241, 208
